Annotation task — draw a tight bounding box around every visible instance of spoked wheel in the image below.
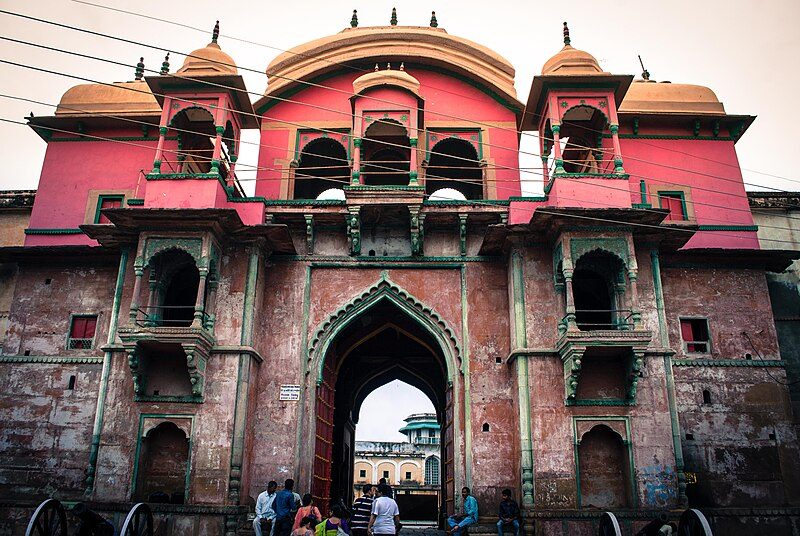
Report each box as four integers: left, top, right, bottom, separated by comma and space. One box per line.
678, 509, 713, 536
25, 499, 68, 536
598, 512, 622, 536
120, 503, 154, 536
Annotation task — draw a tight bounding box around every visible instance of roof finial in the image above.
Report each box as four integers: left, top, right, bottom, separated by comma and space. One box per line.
390, 7, 397, 26
375, 63, 379, 72
387, 62, 391, 70
430, 11, 438, 28
638, 54, 650, 81
160, 53, 170, 75
562, 21, 571, 46
212, 20, 220, 43
399, 62, 405, 71
134, 57, 144, 80
351, 9, 358, 27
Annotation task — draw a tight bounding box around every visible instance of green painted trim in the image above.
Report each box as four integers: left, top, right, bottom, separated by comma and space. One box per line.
256, 63, 522, 115
508, 196, 548, 202
552, 171, 630, 179
145, 172, 219, 180
86, 247, 128, 496
294, 128, 352, 161
0, 355, 104, 364
131, 413, 195, 502
460, 265, 473, 487
25, 228, 84, 235
511, 250, 534, 508
426, 128, 484, 161
568, 399, 633, 406
228, 246, 261, 501
422, 199, 509, 206
696, 225, 758, 232
94, 194, 125, 224
134, 394, 203, 403
261, 199, 346, 206
639, 180, 648, 205
126, 199, 145, 206
657, 191, 688, 221
605, 133, 735, 141
48, 135, 178, 143
651, 249, 687, 505
343, 185, 425, 191
631, 203, 652, 209
673, 358, 785, 367
273, 256, 496, 264
295, 264, 313, 480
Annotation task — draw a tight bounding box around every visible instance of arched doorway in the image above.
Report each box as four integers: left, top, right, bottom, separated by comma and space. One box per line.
303, 278, 462, 523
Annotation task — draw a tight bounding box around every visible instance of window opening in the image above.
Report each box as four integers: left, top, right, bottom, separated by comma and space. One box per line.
424, 456, 440, 486
482, 423, 490, 432
95, 195, 124, 224
67, 375, 76, 390
680, 318, 710, 353
359, 470, 366, 478
383, 470, 389, 479
426, 138, 483, 199
659, 192, 687, 221
702, 389, 711, 404
161, 264, 200, 327
68, 315, 97, 349
578, 425, 630, 508
362, 120, 410, 186
295, 137, 349, 199
405, 471, 412, 480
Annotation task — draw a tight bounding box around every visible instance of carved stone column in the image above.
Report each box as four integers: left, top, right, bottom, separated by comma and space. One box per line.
129, 257, 145, 324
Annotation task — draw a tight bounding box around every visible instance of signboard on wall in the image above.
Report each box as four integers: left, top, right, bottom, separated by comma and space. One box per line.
280, 385, 301, 401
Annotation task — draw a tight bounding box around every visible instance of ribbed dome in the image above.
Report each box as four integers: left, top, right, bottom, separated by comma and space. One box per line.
619, 80, 725, 115
353, 67, 421, 97
177, 41, 238, 76
55, 81, 160, 116
541, 44, 604, 75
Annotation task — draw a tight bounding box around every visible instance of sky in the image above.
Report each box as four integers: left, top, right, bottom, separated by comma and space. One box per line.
355, 380, 435, 442
1, 0, 800, 196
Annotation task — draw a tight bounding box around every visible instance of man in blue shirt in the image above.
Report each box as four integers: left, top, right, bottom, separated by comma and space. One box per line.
447, 487, 478, 534
274, 479, 297, 536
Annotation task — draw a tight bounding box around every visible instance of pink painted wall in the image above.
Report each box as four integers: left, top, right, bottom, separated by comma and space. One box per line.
256, 67, 521, 200
621, 138, 758, 249
25, 127, 155, 246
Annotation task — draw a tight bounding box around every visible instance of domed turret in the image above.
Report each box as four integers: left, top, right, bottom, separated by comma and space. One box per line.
541, 22, 606, 75
352, 63, 421, 97
176, 21, 238, 76
620, 79, 725, 115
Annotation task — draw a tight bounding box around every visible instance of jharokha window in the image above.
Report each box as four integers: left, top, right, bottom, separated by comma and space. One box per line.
659, 192, 687, 221
95, 195, 124, 224
680, 318, 710, 353
68, 315, 97, 349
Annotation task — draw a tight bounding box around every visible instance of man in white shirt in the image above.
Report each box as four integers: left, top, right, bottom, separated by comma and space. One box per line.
254, 481, 278, 536
368, 483, 401, 536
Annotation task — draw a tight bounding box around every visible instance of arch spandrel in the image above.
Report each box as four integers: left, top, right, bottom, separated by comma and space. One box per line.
307, 275, 463, 385
569, 238, 630, 270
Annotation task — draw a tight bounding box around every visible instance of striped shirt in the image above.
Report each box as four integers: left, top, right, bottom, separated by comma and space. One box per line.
350, 495, 374, 529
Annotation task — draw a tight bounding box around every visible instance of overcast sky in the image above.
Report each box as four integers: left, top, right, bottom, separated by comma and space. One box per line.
356, 380, 435, 442
1, 0, 799, 196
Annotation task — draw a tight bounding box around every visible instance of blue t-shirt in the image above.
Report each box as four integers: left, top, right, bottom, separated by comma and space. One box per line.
275, 489, 296, 520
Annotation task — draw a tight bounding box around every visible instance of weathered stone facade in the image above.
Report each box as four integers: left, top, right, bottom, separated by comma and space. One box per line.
1, 16, 799, 536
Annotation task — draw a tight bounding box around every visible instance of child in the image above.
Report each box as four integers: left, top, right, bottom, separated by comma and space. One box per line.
293, 516, 317, 536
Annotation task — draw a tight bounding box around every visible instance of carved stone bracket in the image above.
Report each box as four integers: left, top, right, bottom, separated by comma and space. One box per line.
347, 207, 361, 256
304, 214, 315, 255
458, 214, 468, 256
410, 207, 424, 256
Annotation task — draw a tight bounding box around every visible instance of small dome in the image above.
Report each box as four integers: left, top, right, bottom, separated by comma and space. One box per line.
353, 67, 421, 97
541, 44, 605, 75
177, 42, 237, 76
619, 80, 725, 115
56, 81, 160, 116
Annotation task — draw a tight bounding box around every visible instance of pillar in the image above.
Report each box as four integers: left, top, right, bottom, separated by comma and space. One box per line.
609, 124, 624, 173
129, 258, 145, 323
409, 137, 419, 186
352, 138, 362, 185
152, 126, 167, 173
211, 125, 224, 174
552, 124, 565, 174
192, 264, 209, 328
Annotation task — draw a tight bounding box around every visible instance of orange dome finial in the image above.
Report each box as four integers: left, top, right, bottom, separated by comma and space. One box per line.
563, 22, 571, 46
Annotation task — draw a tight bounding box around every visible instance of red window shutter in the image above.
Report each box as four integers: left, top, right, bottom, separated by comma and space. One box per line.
98, 198, 122, 224
680, 320, 694, 342
70, 317, 86, 338
83, 317, 97, 338
668, 196, 684, 220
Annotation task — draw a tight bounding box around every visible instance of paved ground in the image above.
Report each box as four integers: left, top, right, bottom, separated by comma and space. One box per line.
402, 526, 446, 536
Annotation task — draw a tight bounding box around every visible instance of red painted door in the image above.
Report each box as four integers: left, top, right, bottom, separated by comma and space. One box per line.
443, 384, 455, 517
313, 361, 335, 506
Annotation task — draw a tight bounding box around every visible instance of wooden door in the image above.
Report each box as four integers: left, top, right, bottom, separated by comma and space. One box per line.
313, 361, 335, 506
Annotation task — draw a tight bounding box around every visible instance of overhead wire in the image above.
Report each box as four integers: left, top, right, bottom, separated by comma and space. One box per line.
3, 7, 800, 198
40, 3, 800, 188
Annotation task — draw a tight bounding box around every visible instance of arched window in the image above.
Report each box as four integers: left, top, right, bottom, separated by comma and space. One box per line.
424, 456, 440, 486
559, 105, 610, 173
362, 120, 410, 186
136, 422, 189, 504
572, 250, 626, 331
169, 107, 216, 175
295, 138, 349, 199
148, 249, 200, 328
426, 138, 483, 199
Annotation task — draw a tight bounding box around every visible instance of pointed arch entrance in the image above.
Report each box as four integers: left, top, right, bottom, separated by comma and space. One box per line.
303, 277, 463, 521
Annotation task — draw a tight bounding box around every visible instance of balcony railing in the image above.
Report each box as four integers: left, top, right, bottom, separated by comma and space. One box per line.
132, 306, 210, 329
413, 437, 440, 445
561, 309, 635, 332
67, 337, 94, 349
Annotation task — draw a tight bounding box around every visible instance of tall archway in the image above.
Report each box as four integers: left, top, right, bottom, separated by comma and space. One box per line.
295, 138, 349, 199
135, 422, 189, 504
426, 139, 483, 200
304, 278, 462, 523
362, 120, 410, 186
577, 425, 631, 508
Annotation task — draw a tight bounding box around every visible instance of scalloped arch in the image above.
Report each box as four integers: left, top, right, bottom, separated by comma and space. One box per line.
307, 275, 462, 384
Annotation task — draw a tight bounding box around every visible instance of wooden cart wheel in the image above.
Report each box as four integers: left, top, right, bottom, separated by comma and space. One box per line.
120, 503, 154, 536
678, 508, 713, 536
598, 511, 622, 536
25, 499, 68, 536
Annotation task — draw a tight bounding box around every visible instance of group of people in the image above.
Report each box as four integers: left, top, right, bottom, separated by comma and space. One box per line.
254, 480, 523, 536
253, 478, 402, 536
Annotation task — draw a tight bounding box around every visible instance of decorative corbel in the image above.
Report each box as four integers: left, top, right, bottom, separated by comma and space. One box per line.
183, 346, 206, 397
410, 207, 423, 256
304, 214, 315, 254
458, 214, 468, 256
626, 350, 645, 402
348, 207, 361, 256
127, 347, 145, 395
